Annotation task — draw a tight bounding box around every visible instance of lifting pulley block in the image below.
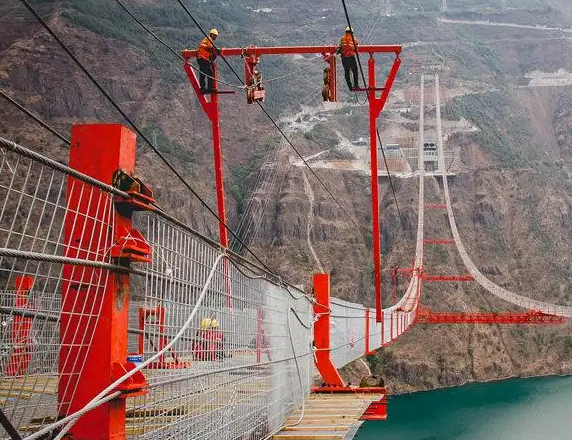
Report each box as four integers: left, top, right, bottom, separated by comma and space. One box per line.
322, 66, 331, 101
244, 50, 265, 104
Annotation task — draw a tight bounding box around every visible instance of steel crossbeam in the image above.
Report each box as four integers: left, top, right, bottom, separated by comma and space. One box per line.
416, 307, 564, 324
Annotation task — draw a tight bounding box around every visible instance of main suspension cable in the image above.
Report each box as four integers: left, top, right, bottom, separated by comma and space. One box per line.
17, 0, 272, 272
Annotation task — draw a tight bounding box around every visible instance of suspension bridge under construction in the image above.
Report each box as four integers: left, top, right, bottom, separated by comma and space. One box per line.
1, 2, 571, 440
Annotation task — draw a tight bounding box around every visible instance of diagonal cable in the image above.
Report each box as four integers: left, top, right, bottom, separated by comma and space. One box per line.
376, 126, 405, 230
17, 0, 272, 272
175, 0, 363, 234
0, 89, 70, 144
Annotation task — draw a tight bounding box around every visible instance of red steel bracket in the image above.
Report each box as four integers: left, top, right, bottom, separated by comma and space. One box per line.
111, 362, 148, 398
111, 171, 155, 263
111, 228, 151, 263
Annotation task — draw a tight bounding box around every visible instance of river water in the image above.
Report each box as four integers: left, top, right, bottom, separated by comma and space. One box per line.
356, 376, 572, 440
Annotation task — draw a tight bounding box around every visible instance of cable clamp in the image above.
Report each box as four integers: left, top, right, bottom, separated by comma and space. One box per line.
113, 170, 157, 215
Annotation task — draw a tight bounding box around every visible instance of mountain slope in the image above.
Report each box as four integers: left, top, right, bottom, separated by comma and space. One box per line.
2, 0, 572, 393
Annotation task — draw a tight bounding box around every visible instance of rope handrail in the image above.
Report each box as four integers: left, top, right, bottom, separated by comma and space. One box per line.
0, 136, 126, 196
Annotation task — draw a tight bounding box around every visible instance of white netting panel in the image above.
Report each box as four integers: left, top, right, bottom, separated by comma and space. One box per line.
329, 299, 366, 369
0, 143, 116, 438
125, 213, 312, 440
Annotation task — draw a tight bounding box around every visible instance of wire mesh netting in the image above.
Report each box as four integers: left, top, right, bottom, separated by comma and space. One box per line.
0, 134, 422, 440
0, 138, 315, 440
126, 213, 313, 440
0, 141, 117, 437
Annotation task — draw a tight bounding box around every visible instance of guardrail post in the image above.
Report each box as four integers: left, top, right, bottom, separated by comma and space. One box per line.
313, 273, 344, 387
59, 124, 147, 440
6, 276, 34, 376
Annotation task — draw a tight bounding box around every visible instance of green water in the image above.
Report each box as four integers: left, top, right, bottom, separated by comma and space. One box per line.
356, 376, 572, 440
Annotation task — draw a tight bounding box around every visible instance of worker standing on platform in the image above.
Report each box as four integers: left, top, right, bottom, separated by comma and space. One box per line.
197, 29, 219, 93
338, 27, 360, 91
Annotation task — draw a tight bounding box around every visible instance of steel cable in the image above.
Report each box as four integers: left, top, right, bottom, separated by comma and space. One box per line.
0, 90, 70, 145
340, 0, 405, 234
111, 0, 245, 89
17, 0, 273, 273
175, 0, 364, 235
48, 253, 225, 440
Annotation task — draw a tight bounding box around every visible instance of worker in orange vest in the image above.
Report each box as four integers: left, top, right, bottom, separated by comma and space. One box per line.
338, 27, 359, 91
196, 29, 219, 93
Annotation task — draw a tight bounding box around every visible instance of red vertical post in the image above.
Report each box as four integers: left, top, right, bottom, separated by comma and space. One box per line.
7, 276, 34, 376
380, 308, 384, 346
59, 124, 136, 440
211, 66, 228, 248
313, 273, 344, 387
329, 56, 337, 102
368, 56, 382, 322
390, 312, 394, 341
182, 62, 228, 248
365, 308, 376, 355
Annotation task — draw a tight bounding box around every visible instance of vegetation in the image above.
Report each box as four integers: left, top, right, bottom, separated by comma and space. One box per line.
304, 123, 339, 148
140, 126, 195, 164
446, 90, 531, 167
366, 348, 395, 375
229, 149, 266, 216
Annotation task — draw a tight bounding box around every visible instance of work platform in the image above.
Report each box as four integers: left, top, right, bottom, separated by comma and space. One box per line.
272, 391, 386, 440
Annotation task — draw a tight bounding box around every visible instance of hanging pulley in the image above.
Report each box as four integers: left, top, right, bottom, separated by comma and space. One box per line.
244, 49, 265, 104
322, 66, 331, 101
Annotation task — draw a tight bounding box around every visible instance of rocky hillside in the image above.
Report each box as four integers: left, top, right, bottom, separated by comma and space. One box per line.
3, 0, 572, 394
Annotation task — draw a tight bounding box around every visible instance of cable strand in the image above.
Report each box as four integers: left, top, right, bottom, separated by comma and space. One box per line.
17, 0, 272, 272
175, 0, 364, 234
0, 90, 70, 145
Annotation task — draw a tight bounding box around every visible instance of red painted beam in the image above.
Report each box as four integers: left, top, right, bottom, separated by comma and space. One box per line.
424, 203, 447, 209
182, 45, 402, 59
416, 308, 564, 324
423, 275, 473, 282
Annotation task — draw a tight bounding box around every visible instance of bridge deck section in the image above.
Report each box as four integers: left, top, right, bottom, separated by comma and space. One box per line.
272, 393, 384, 440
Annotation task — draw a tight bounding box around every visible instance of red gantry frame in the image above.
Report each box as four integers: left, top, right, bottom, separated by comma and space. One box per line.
182, 45, 402, 322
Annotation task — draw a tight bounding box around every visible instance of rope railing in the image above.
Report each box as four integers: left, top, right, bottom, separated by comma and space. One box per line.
0, 135, 315, 440
0, 129, 421, 440
431, 74, 572, 318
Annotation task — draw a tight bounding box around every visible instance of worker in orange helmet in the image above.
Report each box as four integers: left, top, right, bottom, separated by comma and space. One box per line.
196, 28, 219, 94
338, 26, 360, 91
